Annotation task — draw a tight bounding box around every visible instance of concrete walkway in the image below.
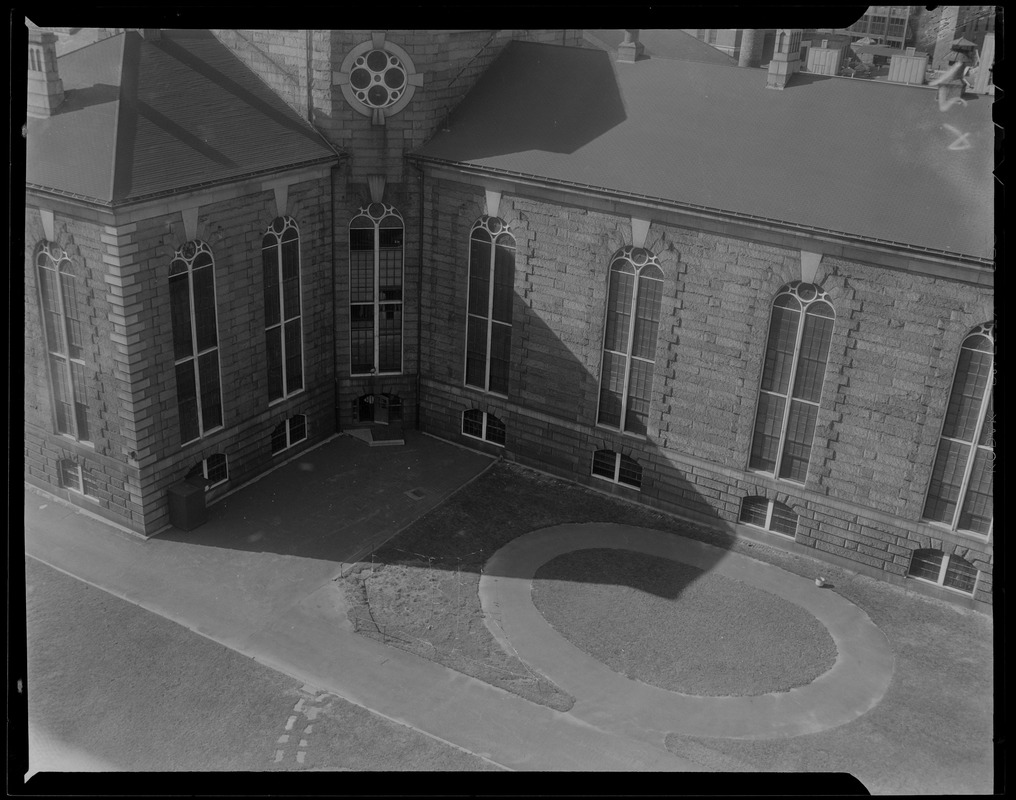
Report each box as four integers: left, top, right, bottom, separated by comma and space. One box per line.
479, 524, 895, 740
22, 432, 697, 772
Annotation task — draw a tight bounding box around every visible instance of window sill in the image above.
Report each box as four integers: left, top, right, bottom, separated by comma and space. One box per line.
591, 473, 642, 492
58, 435, 95, 450
351, 371, 404, 378
739, 520, 796, 540
179, 426, 225, 449
463, 384, 509, 400
907, 574, 975, 598
268, 389, 305, 408
920, 519, 991, 543
462, 431, 505, 448
593, 424, 649, 442
745, 469, 807, 488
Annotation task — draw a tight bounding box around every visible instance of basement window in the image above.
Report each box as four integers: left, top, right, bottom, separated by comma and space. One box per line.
591, 449, 642, 490
271, 414, 308, 455
187, 453, 229, 490
907, 549, 979, 595
462, 409, 506, 447
739, 496, 798, 537
59, 458, 96, 497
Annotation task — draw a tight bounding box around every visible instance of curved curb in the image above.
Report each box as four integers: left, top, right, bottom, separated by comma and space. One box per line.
479, 523, 894, 740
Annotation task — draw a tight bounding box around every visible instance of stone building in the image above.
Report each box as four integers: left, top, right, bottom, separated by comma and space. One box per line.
24, 27, 994, 608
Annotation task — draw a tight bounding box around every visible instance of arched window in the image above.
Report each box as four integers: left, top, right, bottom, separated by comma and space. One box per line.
262, 217, 303, 401
59, 457, 96, 497
738, 495, 799, 537
591, 449, 643, 490
908, 549, 979, 595
36, 242, 90, 442
461, 408, 506, 446
186, 453, 229, 490
271, 414, 308, 454
465, 216, 515, 395
749, 282, 835, 483
170, 241, 222, 444
597, 247, 664, 436
923, 323, 994, 535
349, 203, 404, 375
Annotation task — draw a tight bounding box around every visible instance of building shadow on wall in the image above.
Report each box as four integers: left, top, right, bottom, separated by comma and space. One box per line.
157, 282, 731, 600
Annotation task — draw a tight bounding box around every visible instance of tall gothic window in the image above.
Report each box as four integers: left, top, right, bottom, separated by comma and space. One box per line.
349, 203, 403, 375
170, 241, 223, 445
262, 217, 303, 401
36, 242, 90, 441
923, 323, 994, 536
464, 216, 515, 395
596, 247, 664, 436
749, 282, 835, 483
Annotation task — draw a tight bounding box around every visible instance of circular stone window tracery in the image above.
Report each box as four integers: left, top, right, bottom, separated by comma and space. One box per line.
336, 34, 422, 124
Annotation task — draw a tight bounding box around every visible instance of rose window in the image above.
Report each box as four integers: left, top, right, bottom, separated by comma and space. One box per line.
336, 33, 423, 125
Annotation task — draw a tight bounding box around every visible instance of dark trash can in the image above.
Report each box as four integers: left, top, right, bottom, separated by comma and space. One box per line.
167, 480, 207, 530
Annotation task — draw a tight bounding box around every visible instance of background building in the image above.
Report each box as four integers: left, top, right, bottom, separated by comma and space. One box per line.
24, 26, 994, 609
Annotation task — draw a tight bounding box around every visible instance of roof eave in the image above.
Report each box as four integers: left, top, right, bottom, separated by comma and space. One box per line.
408, 154, 994, 270
29, 154, 342, 210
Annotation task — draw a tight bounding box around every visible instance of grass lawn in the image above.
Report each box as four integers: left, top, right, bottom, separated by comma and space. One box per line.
532, 549, 836, 696
339, 460, 993, 791
340, 460, 735, 710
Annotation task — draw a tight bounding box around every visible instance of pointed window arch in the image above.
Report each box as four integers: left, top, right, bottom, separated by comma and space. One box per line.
749, 282, 835, 483
262, 217, 303, 401
170, 241, 223, 444
36, 242, 91, 442
597, 246, 664, 436
465, 216, 515, 395
923, 323, 994, 536
349, 203, 404, 375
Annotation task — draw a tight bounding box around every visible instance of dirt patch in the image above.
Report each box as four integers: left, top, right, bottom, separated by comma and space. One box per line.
532, 549, 837, 696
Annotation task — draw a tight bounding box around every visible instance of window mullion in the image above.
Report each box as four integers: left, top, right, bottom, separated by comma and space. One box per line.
775, 306, 807, 477
373, 225, 380, 372
484, 247, 496, 390
765, 500, 774, 529
51, 264, 80, 439
953, 360, 993, 529
620, 272, 639, 431
187, 268, 204, 435
613, 453, 621, 482
277, 241, 287, 395
937, 555, 949, 585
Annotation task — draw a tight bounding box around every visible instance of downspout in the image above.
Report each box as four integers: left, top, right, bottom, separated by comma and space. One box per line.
408, 158, 425, 431
331, 161, 341, 433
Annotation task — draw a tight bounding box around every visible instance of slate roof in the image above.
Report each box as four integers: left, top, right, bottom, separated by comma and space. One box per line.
26, 29, 338, 206
414, 41, 994, 262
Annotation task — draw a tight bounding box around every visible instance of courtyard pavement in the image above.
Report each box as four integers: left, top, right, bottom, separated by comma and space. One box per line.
22, 431, 698, 771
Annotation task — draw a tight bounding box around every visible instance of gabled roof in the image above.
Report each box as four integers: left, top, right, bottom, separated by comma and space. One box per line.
414, 41, 994, 262
26, 29, 338, 206
584, 29, 738, 66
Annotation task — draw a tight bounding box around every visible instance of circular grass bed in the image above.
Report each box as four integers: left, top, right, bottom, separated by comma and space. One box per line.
532, 549, 838, 697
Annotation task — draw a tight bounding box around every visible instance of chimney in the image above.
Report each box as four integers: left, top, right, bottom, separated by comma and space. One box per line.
27, 27, 64, 118
766, 28, 803, 89
618, 29, 644, 63
738, 29, 759, 67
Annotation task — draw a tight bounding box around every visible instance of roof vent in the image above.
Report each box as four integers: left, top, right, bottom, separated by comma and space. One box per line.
27, 27, 64, 118
617, 29, 644, 63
